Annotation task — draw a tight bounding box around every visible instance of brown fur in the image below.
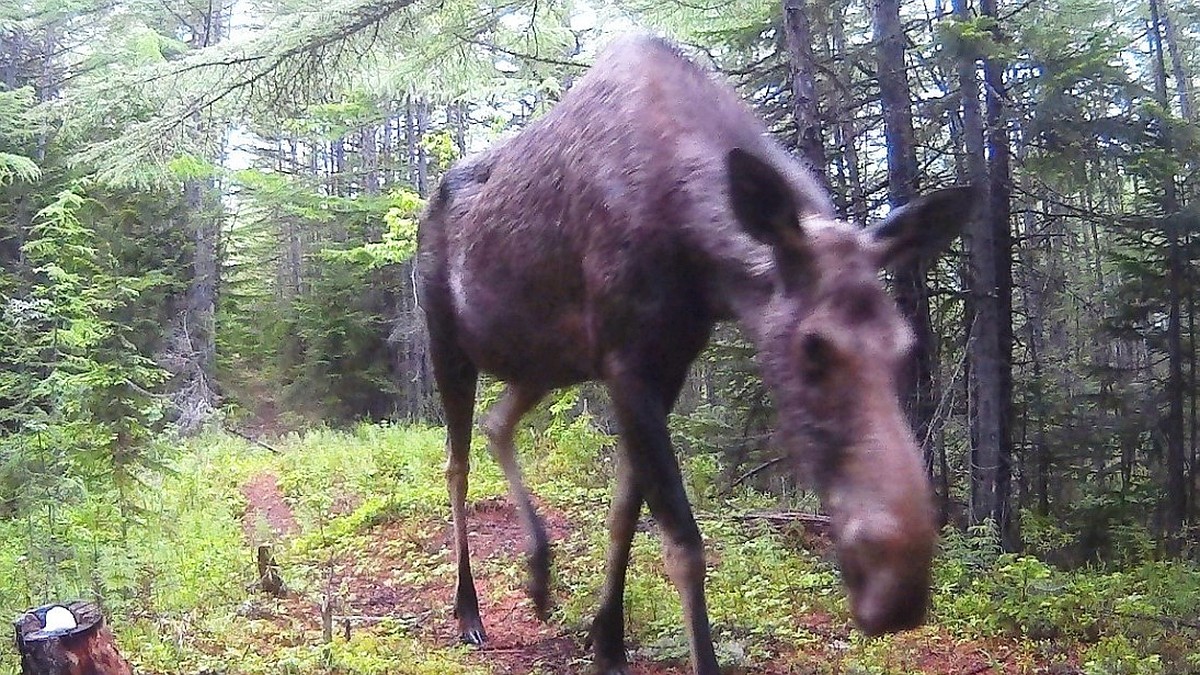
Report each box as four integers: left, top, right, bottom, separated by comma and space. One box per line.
418, 34, 975, 675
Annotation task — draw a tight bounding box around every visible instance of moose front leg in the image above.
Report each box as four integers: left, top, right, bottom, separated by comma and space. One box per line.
606, 368, 720, 675
589, 451, 642, 674
480, 385, 553, 618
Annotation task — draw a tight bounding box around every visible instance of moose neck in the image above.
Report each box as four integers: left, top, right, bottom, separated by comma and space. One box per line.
719, 261, 797, 353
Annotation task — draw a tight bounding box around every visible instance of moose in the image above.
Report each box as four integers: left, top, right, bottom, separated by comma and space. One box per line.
416, 34, 973, 675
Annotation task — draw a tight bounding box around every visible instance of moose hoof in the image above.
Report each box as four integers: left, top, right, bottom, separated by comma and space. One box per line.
587, 624, 628, 675
528, 547, 553, 621
591, 654, 630, 675
459, 627, 486, 646
531, 590, 552, 622
528, 576, 552, 622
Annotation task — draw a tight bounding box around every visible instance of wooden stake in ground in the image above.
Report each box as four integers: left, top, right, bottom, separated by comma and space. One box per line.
13, 601, 133, 675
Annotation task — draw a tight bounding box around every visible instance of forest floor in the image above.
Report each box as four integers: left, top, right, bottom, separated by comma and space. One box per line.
220, 423, 1094, 675
8, 424, 1188, 675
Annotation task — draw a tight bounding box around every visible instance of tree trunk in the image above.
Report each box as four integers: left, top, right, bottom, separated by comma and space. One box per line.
1164, 215, 1185, 551
1149, 0, 1186, 553
331, 139, 345, 198
954, 0, 1008, 543
873, 0, 946, 517
362, 125, 380, 198
450, 102, 468, 157
1190, 288, 1197, 522
1155, 0, 1197, 528
415, 99, 430, 197
782, 0, 830, 188
257, 545, 287, 597
185, 178, 219, 390
176, 0, 227, 431
1157, 0, 1194, 120
283, 138, 303, 299
830, 6, 865, 221
1017, 139, 1049, 515
981, 0, 1017, 551
405, 96, 417, 190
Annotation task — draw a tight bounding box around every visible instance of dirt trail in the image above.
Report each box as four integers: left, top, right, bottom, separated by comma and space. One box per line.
241, 472, 299, 543
326, 496, 690, 674
236, 477, 1052, 674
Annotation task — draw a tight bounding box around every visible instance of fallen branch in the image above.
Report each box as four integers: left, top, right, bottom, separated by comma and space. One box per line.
333, 614, 421, 624
225, 425, 281, 454
730, 511, 831, 528
698, 510, 831, 529
727, 457, 785, 491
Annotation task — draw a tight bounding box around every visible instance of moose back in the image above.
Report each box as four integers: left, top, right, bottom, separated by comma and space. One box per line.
417, 34, 973, 675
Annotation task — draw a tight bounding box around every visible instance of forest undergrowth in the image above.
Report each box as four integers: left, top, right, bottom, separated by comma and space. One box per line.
2, 421, 1198, 674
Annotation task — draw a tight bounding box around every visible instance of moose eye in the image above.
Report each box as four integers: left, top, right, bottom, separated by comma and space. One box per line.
798, 332, 833, 379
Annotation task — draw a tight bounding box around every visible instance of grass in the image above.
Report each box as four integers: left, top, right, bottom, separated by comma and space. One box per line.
1, 422, 1197, 673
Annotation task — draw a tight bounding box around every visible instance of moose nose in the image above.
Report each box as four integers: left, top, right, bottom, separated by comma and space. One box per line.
837, 513, 934, 636
850, 573, 929, 636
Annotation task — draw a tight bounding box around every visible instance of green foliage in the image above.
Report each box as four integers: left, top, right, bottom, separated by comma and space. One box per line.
0, 87, 41, 185
0, 152, 40, 185
22, 189, 169, 475
1082, 635, 1163, 675
936, 15, 1007, 60
221, 166, 423, 420
321, 189, 424, 270
1, 186, 174, 532
165, 153, 216, 181
0, 436, 255, 666
934, 521, 1200, 670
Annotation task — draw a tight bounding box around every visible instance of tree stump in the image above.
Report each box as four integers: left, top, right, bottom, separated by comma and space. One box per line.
257, 544, 286, 597
13, 601, 133, 675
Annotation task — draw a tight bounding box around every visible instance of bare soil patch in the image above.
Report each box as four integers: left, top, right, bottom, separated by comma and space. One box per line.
241, 472, 299, 543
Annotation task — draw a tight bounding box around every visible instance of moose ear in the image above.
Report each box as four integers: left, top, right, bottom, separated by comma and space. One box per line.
869, 186, 977, 268
726, 147, 804, 250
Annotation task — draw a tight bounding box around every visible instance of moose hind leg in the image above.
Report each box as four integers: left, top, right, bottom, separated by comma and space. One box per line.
433, 345, 485, 645
481, 384, 552, 618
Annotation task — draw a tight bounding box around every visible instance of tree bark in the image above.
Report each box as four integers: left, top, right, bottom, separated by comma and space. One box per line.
782, 0, 830, 189
954, 0, 1008, 544
415, 99, 430, 197
873, 0, 945, 517
257, 545, 287, 597
405, 97, 417, 190
1154, 0, 1196, 527
1021, 192, 1049, 515
1149, 0, 1186, 553
450, 102, 468, 157
176, 0, 228, 430
283, 138, 303, 299
362, 125, 380, 198
185, 177, 218, 382
981, 0, 1017, 551
1157, 0, 1194, 121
